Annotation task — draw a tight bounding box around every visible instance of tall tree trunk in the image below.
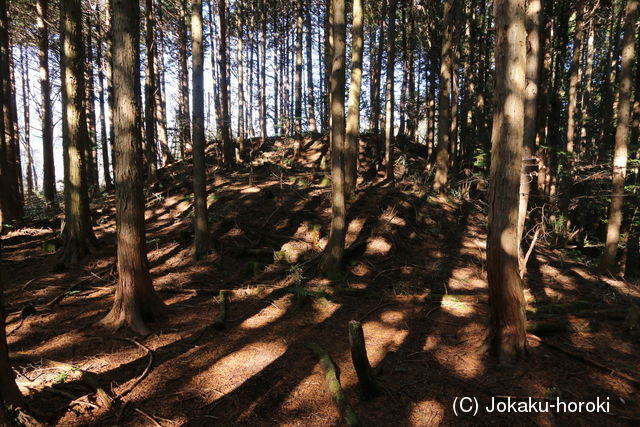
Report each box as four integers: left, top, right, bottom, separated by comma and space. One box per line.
37, 0, 56, 204
599, 0, 638, 273
144, 0, 158, 184
248, 13, 255, 139
323, 0, 332, 132
305, 3, 317, 133
237, 0, 245, 156
320, 0, 346, 278
434, 0, 455, 193
565, 0, 585, 157
370, 1, 386, 135
294, 0, 303, 136
406, 0, 416, 144
598, 2, 624, 163
192, 0, 209, 259
218, 0, 233, 165
20, 45, 32, 196
398, 3, 408, 137
459, 0, 474, 169
259, 0, 267, 145
535, 0, 552, 197
85, 14, 99, 191
105, 0, 116, 170
559, 0, 585, 216
579, 20, 595, 160
154, 0, 172, 167
344, 0, 363, 196
102, 0, 164, 335
0, 0, 22, 223
384, 0, 397, 180
208, 0, 222, 141
486, 0, 527, 363
178, 0, 191, 156
96, 6, 113, 190
58, 0, 95, 265
517, 0, 542, 266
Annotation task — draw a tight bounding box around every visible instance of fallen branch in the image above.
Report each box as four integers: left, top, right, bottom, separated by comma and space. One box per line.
520, 226, 540, 279
42, 266, 112, 308
86, 336, 153, 400
47, 389, 99, 410
307, 342, 360, 426
134, 407, 162, 427
11, 354, 113, 409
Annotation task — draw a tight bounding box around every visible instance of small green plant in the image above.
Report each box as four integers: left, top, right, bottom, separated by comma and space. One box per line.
289, 264, 305, 285
55, 372, 68, 384
274, 250, 287, 262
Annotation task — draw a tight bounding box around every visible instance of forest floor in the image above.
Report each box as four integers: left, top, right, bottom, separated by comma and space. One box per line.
2, 134, 640, 426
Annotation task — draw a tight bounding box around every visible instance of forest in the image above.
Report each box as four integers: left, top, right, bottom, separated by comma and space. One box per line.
0, 0, 639, 424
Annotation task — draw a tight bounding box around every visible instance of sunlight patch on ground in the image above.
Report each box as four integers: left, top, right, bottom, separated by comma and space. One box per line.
409, 400, 445, 425
364, 236, 392, 256
346, 217, 365, 245
240, 186, 261, 193
239, 295, 292, 329
439, 299, 477, 317
309, 301, 341, 323
189, 340, 288, 400
601, 276, 640, 298
364, 320, 409, 366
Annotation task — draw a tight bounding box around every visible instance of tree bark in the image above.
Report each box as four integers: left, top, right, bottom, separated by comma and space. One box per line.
370, 1, 386, 135
486, 0, 527, 363
305, 3, 317, 133
192, 0, 209, 259
259, 0, 267, 145
320, 0, 346, 278
19, 45, 33, 196
0, 0, 22, 223
579, 20, 595, 159
218, 0, 233, 165
178, 0, 191, 156
294, 0, 303, 136
37, 0, 56, 204
154, 0, 172, 167
344, 0, 364, 196
102, 0, 164, 335
236, 0, 245, 156
517, 0, 542, 265
599, 0, 638, 273
96, 5, 113, 190
384, 0, 397, 180
144, 0, 158, 184
85, 14, 99, 191
434, 0, 455, 193
58, 0, 95, 265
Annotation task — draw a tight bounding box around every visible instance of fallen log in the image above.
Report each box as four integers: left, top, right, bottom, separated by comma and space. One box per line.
307, 342, 360, 426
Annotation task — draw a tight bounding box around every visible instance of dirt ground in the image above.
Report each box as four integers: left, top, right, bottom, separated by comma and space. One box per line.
2, 135, 640, 426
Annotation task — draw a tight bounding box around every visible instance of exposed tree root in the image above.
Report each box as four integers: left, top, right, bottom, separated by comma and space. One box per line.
94, 337, 154, 400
